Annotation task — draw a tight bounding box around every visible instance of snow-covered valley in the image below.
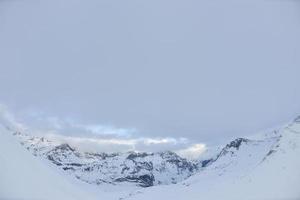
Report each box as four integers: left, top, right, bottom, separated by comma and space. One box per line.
1, 116, 300, 200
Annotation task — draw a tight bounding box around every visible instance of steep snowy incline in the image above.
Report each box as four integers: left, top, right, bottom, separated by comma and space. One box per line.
126, 118, 300, 200
0, 125, 97, 200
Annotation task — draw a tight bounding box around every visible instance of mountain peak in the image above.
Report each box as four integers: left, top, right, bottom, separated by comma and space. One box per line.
54, 143, 75, 152
225, 138, 250, 150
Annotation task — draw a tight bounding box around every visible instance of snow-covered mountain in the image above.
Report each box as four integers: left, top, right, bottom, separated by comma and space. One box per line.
12, 123, 283, 189
1, 116, 300, 200
14, 132, 198, 187
127, 117, 300, 200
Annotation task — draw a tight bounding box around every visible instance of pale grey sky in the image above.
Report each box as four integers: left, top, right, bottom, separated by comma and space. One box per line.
0, 0, 300, 150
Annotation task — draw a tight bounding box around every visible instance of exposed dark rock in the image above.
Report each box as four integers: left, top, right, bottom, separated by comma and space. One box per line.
226, 138, 249, 150
47, 155, 62, 166
200, 159, 214, 168
266, 149, 276, 156
63, 167, 75, 171
115, 174, 155, 187
84, 152, 119, 160
84, 166, 92, 172
67, 163, 83, 167
126, 152, 152, 160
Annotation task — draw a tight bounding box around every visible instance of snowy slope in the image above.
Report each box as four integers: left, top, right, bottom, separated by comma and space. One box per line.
125, 118, 300, 200
2, 116, 300, 200
0, 125, 97, 200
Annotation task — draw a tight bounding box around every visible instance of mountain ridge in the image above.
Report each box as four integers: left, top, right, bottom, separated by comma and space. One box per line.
13, 126, 281, 188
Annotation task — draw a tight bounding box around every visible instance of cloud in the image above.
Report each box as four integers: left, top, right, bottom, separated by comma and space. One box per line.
75, 124, 136, 137
17, 110, 136, 138
0, 104, 207, 159
0, 104, 26, 132
45, 133, 192, 155
176, 143, 207, 160
45, 134, 136, 153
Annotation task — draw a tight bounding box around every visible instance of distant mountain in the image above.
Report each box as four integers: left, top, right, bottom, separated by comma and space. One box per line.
14, 132, 198, 187
2, 116, 300, 200
12, 121, 281, 189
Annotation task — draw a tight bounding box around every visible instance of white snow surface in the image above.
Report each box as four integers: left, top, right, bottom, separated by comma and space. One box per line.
1, 117, 300, 200
127, 120, 300, 200
0, 125, 97, 200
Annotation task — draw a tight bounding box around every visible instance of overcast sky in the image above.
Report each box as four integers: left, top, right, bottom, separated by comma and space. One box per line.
0, 0, 300, 155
